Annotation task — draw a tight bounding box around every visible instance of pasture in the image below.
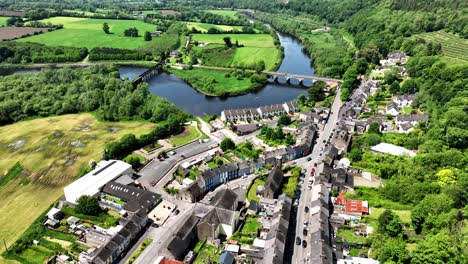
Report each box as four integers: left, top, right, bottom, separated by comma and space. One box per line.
205, 10, 239, 19
0, 17, 9, 26
17, 16, 157, 49
0, 113, 154, 254
193, 33, 275, 48
416, 31, 468, 62
186, 22, 242, 33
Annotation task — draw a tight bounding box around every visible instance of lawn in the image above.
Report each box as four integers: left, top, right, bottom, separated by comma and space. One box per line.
346, 187, 412, 211
416, 31, 468, 62
0, 113, 154, 254
367, 207, 412, 224
336, 228, 368, 244
186, 22, 242, 33
168, 125, 202, 147
247, 177, 265, 202
193, 242, 221, 264
232, 46, 281, 70
0, 17, 10, 26
60, 205, 120, 228
230, 216, 261, 244
18, 16, 157, 49
169, 68, 263, 96
205, 10, 239, 19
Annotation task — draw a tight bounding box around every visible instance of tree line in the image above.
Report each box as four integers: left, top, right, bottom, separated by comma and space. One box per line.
0, 42, 87, 64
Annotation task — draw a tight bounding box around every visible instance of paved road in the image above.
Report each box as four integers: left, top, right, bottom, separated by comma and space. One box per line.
291, 88, 342, 263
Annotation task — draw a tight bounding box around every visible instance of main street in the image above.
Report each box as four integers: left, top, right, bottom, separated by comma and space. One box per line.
291, 88, 342, 263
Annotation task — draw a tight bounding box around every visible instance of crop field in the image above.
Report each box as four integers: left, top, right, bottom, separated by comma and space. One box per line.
0, 113, 154, 254
205, 9, 239, 19
0, 17, 9, 26
233, 46, 281, 70
417, 31, 468, 62
17, 16, 157, 49
0, 27, 49, 41
186, 22, 242, 33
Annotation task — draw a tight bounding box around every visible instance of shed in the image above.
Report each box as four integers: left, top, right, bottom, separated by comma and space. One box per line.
66, 216, 80, 225
218, 251, 235, 264
46, 207, 64, 221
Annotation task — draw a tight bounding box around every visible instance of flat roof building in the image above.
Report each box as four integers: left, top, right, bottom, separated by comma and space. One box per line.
64, 160, 133, 204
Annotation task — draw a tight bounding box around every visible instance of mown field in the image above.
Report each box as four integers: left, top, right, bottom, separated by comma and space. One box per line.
205, 9, 239, 19
0, 114, 154, 255
17, 16, 157, 49
0, 17, 9, 26
416, 31, 468, 62
186, 22, 242, 33
192, 34, 281, 70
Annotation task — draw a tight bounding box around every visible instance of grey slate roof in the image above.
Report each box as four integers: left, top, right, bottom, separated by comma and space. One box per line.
209, 188, 238, 210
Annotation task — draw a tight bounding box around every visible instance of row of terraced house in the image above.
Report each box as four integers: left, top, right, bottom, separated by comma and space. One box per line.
220, 100, 299, 123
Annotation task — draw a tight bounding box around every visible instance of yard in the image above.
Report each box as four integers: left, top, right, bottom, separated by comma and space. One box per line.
193, 241, 221, 264
336, 228, 368, 244
168, 125, 202, 147
17, 16, 157, 49
230, 216, 261, 244
0, 113, 154, 254
247, 177, 266, 202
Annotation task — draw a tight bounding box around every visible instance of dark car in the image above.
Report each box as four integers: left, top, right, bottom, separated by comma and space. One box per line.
302, 240, 307, 248
303, 228, 308, 236
306, 157, 312, 161
296, 237, 301, 245
304, 206, 309, 213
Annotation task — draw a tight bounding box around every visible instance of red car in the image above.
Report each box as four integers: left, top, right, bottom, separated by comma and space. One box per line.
310, 167, 316, 176
149, 180, 156, 186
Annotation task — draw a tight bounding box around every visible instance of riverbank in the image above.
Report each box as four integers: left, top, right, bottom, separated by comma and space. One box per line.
168, 67, 267, 97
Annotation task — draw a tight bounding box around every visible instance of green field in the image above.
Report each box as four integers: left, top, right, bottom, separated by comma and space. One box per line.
168, 125, 202, 147
192, 34, 281, 70
0, 114, 154, 255
205, 10, 239, 19
169, 67, 263, 96
187, 22, 242, 33
18, 16, 157, 49
247, 177, 266, 202
416, 31, 468, 62
0, 17, 10, 26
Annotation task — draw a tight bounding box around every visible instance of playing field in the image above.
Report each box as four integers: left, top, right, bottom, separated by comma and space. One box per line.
0, 17, 9, 26
0, 114, 154, 254
17, 16, 157, 49
187, 22, 242, 33
205, 10, 239, 19
416, 31, 468, 62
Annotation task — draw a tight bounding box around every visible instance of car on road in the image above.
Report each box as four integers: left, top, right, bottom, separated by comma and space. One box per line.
302, 240, 307, 248
307, 185, 312, 190
296, 237, 301, 245
303, 221, 308, 228
149, 180, 156, 186
294, 199, 299, 207
174, 209, 180, 215
304, 206, 309, 213
303, 228, 308, 236
306, 157, 312, 161
168, 151, 176, 155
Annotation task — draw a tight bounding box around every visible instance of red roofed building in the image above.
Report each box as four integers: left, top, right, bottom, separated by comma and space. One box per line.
154, 256, 183, 264
334, 193, 346, 205
345, 199, 369, 216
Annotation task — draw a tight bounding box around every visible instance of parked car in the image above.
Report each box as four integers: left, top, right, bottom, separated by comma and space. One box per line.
304, 206, 309, 213
306, 157, 312, 161
307, 185, 312, 190
296, 237, 301, 245
303, 221, 308, 228
149, 180, 156, 186
303, 228, 308, 236
168, 151, 176, 155
302, 240, 307, 248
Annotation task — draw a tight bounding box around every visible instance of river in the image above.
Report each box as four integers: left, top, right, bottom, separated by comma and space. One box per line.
119, 32, 315, 116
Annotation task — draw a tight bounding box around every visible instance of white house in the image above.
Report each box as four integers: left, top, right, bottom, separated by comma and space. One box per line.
64, 160, 133, 204
393, 94, 417, 107
386, 101, 399, 116
395, 114, 428, 133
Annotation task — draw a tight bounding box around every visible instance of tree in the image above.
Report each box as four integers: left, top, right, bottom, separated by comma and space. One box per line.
103, 22, 110, 34
390, 81, 401, 94
368, 122, 381, 134
76, 195, 101, 216
255, 60, 265, 72
125, 156, 142, 169
308, 81, 325, 101
401, 79, 419, 94
411, 233, 459, 264
223, 37, 232, 48
379, 238, 410, 264
124, 27, 139, 37
297, 94, 306, 105
435, 169, 457, 187
144, 31, 152, 41
412, 194, 453, 233
278, 114, 292, 126
348, 147, 362, 162
220, 138, 235, 151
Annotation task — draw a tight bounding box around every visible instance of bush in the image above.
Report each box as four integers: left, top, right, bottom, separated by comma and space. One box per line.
75, 195, 101, 216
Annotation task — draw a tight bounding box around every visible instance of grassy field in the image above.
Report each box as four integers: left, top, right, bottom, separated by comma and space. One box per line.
247, 177, 265, 202
193, 243, 220, 264
0, 113, 154, 254
169, 67, 263, 96
187, 22, 242, 33
205, 10, 239, 19
0, 17, 9, 26
368, 207, 412, 224
416, 31, 468, 62
17, 16, 157, 49
192, 34, 281, 70
169, 125, 201, 147
336, 228, 368, 244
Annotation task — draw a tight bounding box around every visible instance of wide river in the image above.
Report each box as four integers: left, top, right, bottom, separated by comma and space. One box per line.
119, 32, 315, 116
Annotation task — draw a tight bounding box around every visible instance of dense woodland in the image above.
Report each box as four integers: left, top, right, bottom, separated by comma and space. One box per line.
0, 65, 187, 125
0, 42, 87, 63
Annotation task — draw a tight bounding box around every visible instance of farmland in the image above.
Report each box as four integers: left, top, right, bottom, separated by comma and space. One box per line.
0, 27, 49, 41
192, 34, 281, 70
416, 31, 468, 62
205, 9, 239, 19
186, 22, 242, 33
0, 17, 9, 26
0, 113, 154, 254
17, 17, 157, 49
